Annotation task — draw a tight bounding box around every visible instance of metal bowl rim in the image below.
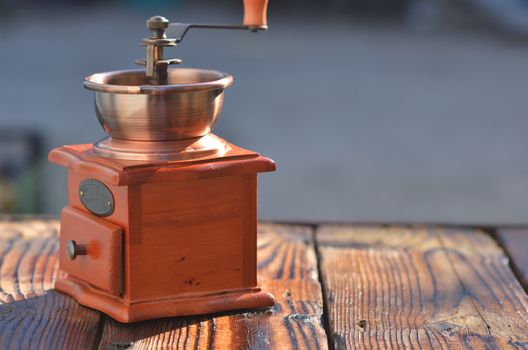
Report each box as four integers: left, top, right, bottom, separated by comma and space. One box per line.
84, 68, 233, 95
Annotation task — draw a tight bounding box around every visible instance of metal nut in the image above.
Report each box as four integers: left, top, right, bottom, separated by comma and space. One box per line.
66, 240, 87, 260
146, 16, 169, 30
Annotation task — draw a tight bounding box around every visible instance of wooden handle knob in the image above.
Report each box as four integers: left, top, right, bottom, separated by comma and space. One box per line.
243, 0, 269, 27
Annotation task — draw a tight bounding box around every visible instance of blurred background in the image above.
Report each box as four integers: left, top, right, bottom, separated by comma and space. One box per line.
1, 0, 528, 224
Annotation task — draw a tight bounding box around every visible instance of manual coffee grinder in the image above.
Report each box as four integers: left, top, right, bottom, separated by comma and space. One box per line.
49, 0, 275, 323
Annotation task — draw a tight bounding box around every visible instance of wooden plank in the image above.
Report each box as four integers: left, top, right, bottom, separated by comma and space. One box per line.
316, 225, 528, 349
496, 229, 528, 288
0, 218, 103, 349
98, 224, 328, 349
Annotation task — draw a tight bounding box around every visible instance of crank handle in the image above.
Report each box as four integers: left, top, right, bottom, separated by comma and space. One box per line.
167, 23, 267, 44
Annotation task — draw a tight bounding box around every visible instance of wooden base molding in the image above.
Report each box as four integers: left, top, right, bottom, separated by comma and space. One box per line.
55, 275, 275, 323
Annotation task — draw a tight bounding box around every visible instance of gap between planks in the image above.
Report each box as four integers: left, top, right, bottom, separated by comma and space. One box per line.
313, 224, 336, 350
493, 228, 528, 293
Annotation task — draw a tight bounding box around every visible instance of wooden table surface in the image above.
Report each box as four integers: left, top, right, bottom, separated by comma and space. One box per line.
0, 218, 527, 349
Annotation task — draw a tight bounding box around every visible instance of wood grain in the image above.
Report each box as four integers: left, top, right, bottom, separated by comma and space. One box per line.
98, 224, 328, 349
130, 174, 258, 300
5, 218, 527, 349
316, 225, 528, 349
0, 218, 103, 349
496, 228, 528, 288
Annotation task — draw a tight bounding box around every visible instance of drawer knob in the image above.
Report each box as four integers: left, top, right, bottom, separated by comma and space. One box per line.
66, 240, 87, 260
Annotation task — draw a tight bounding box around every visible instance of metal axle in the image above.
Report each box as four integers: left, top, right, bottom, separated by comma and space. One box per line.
135, 16, 267, 85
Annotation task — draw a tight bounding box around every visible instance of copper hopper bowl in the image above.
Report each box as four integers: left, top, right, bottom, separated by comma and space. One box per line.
84, 68, 233, 142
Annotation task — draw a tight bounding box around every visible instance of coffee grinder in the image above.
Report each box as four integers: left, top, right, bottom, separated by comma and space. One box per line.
49, 0, 275, 323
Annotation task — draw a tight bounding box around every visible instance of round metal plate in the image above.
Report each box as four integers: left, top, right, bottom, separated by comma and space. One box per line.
93, 134, 230, 162
79, 179, 114, 217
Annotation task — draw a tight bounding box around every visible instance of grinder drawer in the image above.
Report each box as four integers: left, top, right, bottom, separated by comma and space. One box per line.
59, 206, 123, 295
